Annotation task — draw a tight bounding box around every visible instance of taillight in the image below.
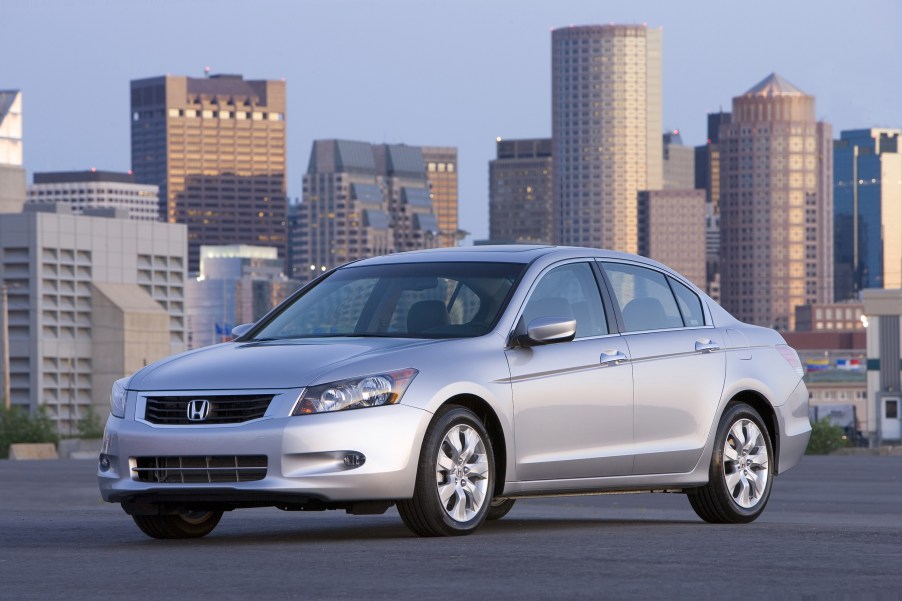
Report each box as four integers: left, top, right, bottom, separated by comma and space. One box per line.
776, 344, 804, 377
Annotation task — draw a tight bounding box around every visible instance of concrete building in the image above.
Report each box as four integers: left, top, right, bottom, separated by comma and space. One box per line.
186, 245, 299, 349
719, 74, 833, 331
795, 301, 865, 332
552, 24, 663, 252
293, 140, 437, 281
0, 90, 26, 214
663, 130, 695, 190
28, 171, 159, 221
422, 147, 460, 248
0, 204, 186, 433
489, 138, 554, 244
637, 189, 706, 288
863, 289, 902, 444
834, 128, 902, 301
130, 74, 287, 272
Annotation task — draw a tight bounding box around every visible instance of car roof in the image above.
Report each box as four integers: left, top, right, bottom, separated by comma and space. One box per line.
349, 245, 666, 268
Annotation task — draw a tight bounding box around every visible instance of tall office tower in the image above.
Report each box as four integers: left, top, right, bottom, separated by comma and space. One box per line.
552, 24, 663, 252
295, 140, 437, 281
489, 138, 554, 244
662, 130, 695, 190
638, 189, 706, 288
130, 74, 287, 273
719, 74, 833, 331
695, 111, 732, 303
422, 147, 459, 248
28, 171, 159, 220
0, 204, 186, 432
185, 245, 300, 349
0, 90, 25, 214
834, 129, 902, 300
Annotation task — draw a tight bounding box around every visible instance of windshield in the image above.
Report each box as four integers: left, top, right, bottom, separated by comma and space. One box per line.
252, 262, 526, 340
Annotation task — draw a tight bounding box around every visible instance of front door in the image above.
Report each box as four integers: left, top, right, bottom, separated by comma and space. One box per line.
506, 261, 634, 481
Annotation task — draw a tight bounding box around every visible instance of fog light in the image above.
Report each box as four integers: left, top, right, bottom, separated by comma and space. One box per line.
343, 453, 365, 468
99, 454, 111, 472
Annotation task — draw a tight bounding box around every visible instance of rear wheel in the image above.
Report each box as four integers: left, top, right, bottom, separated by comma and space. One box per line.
486, 498, 516, 521
398, 406, 495, 536
688, 403, 773, 524
131, 509, 223, 539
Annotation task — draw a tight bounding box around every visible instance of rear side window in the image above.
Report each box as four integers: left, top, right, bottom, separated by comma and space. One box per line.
669, 277, 706, 327
601, 262, 683, 332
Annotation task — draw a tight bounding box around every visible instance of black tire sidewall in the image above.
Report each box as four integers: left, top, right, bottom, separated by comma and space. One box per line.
709, 403, 774, 521
418, 406, 495, 534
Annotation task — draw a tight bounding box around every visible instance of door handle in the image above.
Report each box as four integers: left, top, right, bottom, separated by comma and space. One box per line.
600, 350, 628, 366
695, 339, 720, 353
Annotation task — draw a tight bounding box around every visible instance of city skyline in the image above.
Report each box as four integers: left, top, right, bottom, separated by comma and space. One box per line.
3, 0, 901, 243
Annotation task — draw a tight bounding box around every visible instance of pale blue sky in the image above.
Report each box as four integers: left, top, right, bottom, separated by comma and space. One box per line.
3, 0, 901, 242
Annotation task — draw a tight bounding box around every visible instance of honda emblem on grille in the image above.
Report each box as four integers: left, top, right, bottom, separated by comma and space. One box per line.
187, 399, 211, 422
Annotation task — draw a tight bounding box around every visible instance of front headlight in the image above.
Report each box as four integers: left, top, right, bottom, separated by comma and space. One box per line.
110, 377, 130, 418
292, 368, 418, 415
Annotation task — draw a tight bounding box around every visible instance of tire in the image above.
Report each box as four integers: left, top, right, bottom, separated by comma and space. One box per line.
486, 498, 516, 521
688, 403, 774, 524
398, 406, 495, 536
131, 509, 223, 539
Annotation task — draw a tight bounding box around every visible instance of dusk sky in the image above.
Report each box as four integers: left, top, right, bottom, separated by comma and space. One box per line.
3, 0, 901, 242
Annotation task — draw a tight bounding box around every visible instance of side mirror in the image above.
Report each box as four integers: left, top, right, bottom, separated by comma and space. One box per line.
517, 316, 577, 347
231, 323, 254, 339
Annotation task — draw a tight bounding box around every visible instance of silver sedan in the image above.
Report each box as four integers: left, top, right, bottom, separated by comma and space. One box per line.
98, 246, 811, 538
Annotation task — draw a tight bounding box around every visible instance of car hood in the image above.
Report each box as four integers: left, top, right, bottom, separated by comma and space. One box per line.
128, 338, 440, 391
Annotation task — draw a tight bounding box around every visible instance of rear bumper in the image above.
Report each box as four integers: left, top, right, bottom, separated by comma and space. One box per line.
776, 380, 811, 474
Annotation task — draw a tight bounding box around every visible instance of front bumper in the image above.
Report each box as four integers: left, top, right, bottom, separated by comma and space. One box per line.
98, 402, 431, 506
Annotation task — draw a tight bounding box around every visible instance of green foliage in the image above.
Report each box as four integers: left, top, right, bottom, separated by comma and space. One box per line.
76, 405, 106, 440
0, 406, 59, 459
805, 418, 849, 455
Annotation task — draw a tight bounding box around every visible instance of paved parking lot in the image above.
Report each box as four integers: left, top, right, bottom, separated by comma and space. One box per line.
1, 456, 900, 600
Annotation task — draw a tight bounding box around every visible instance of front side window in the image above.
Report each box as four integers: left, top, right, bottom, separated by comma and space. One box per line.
253, 262, 525, 340
601, 262, 683, 332
520, 262, 608, 339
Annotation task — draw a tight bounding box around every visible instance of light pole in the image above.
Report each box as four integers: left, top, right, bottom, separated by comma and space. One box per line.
1, 283, 10, 410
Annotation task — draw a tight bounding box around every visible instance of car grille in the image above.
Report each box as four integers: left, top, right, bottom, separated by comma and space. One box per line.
132, 455, 268, 483
143, 394, 274, 425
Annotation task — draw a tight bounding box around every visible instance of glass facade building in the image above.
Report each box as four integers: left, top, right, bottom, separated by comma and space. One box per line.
833, 129, 902, 301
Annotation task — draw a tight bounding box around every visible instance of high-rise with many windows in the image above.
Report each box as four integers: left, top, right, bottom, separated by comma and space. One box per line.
130, 74, 287, 273
551, 24, 663, 252
0, 90, 25, 214
834, 128, 902, 301
28, 171, 159, 221
489, 138, 553, 244
719, 74, 833, 331
421, 147, 459, 248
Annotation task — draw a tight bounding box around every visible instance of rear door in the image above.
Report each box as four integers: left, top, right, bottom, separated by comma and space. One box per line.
599, 261, 726, 475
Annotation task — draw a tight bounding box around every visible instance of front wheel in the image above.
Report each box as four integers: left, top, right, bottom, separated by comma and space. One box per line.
688, 403, 773, 524
398, 406, 495, 536
131, 509, 223, 539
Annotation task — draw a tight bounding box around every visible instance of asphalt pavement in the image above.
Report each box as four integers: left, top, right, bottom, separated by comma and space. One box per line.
1, 456, 900, 600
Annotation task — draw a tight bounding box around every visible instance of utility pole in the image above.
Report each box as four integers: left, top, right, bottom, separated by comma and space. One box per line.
1, 283, 10, 409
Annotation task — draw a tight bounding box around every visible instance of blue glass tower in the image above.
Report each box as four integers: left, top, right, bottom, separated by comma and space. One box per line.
834, 129, 902, 301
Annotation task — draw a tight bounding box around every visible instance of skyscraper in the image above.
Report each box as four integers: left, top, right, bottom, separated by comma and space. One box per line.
0, 90, 25, 214
696, 111, 732, 303
662, 130, 695, 190
294, 140, 437, 281
422, 147, 459, 248
638, 189, 706, 288
130, 74, 287, 272
552, 24, 663, 252
719, 74, 833, 331
489, 138, 553, 244
834, 128, 902, 300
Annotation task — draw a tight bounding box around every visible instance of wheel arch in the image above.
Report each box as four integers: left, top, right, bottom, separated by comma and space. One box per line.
724, 390, 781, 474
437, 394, 508, 498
